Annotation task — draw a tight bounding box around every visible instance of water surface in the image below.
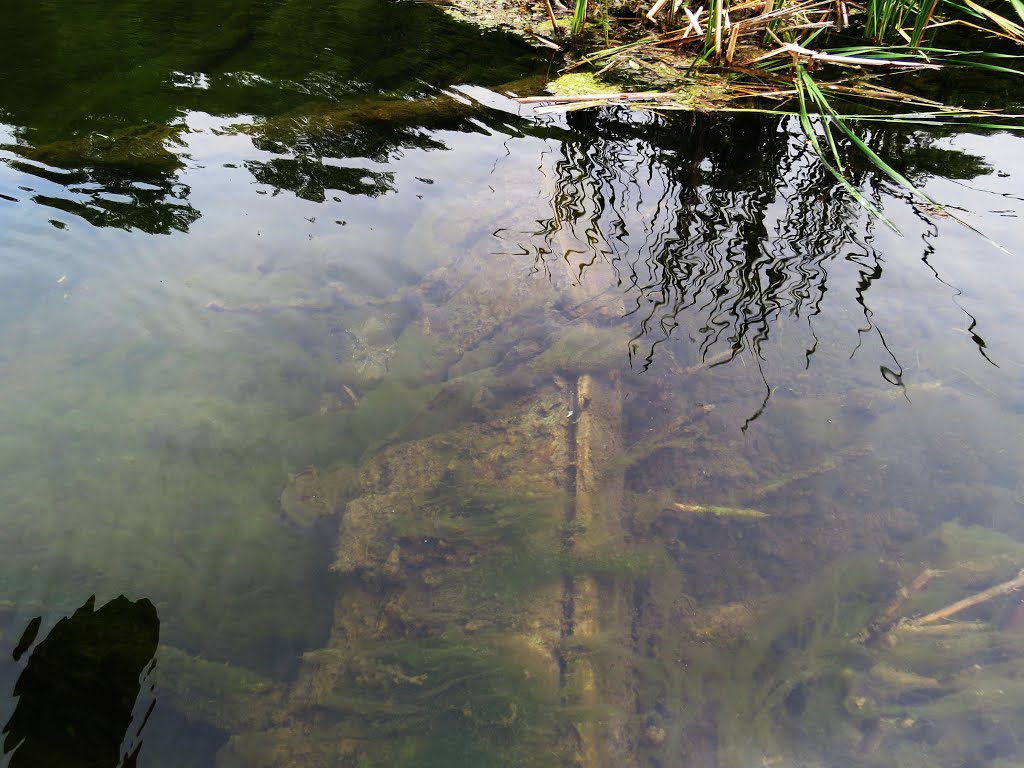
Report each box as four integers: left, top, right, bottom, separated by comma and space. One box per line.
3, 2, 1024, 767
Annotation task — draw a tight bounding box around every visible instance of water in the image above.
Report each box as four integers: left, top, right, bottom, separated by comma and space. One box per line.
2, 2, 1024, 767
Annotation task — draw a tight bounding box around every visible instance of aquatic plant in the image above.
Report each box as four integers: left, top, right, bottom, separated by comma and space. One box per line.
524, 0, 1024, 230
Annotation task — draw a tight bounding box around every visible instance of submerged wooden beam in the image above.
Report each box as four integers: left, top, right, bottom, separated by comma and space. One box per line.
564, 372, 638, 768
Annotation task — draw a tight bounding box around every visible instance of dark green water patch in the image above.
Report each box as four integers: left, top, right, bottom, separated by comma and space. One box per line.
1, 0, 546, 142
0, 0, 548, 232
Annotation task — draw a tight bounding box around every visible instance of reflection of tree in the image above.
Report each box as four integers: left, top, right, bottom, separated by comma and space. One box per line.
4, 124, 198, 234
13, 168, 200, 235
237, 88, 551, 200
0, 0, 543, 141
507, 108, 992, 387
245, 157, 394, 202
0, 0, 545, 231
3, 595, 160, 768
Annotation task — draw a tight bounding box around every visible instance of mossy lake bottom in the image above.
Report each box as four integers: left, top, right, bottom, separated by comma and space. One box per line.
3, 2, 1024, 766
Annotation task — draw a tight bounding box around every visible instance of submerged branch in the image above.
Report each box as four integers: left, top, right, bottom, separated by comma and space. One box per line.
908, 571, 1024, 626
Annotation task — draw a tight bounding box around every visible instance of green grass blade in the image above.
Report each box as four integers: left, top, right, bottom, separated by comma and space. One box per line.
962, 0, 1024, 38
794, 68, 898, 229
800, 81, 1009, 251
911, 0, 940, 45
837, 121, 938, 205
824, 45, 1024, 72
798, 69, 846, 170
833, 45, 1024, 57
800, 70, 939, 205
579, 37, 656, 64
572, 0, 588, 36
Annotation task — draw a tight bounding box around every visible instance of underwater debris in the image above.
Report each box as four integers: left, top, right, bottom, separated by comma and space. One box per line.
672, 502, 769, 519
907, 569, 1024, 627
156, 240, 650, 766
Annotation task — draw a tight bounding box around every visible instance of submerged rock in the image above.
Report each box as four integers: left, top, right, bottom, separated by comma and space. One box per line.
160, 210, 645, 765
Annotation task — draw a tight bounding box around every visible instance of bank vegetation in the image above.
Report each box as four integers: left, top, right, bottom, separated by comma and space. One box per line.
448, 0, 1024, 229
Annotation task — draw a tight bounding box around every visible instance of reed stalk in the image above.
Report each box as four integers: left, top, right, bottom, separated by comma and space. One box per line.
572, 0, 589, 35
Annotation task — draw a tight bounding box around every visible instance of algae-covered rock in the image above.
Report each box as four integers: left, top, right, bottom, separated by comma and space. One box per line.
279, 468, 339, 528
161, 372, 628, 767
154, 645, 285, 733
331, 379, 573, 590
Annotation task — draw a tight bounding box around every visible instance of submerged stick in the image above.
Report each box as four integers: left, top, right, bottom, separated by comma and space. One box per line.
745, 445, 872, 501
882, 567, 936, 622
673, 502, 768, 519
896, 620, 990, 635
909, 571, 1024, 626
525, 29, 563, 49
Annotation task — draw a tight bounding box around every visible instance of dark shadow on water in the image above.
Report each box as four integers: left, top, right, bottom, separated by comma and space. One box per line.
0, 0, 547, 233
3, 595, 160, 768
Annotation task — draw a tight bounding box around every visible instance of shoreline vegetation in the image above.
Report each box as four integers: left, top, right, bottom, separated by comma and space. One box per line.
440, 0, 1024, 230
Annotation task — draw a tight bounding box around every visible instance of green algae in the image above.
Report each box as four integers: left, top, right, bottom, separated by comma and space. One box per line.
288, 621, 572, 768
630, 524, 1024, 768
528, 325, 627, 375
63, 264, 1024, 768
545, 72, 620, 97
676, 559, 890, 763
154, 645, 285, 733
160, 278, 1024, 768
